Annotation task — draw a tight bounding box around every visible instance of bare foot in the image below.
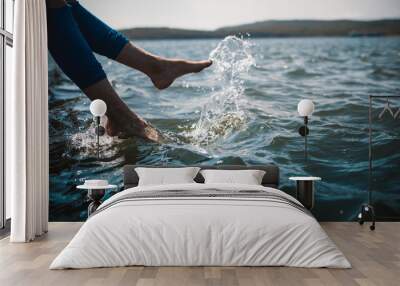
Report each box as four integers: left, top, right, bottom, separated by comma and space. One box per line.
84, 79, 163, 142
114, 43, 212, 90
105, 113, 163, 143
150, 59, 212, 90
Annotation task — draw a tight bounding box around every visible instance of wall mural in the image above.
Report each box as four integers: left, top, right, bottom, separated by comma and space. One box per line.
48, 2, 400, 221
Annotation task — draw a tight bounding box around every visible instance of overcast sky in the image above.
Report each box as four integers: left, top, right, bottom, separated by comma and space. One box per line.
80, 0, 400, 30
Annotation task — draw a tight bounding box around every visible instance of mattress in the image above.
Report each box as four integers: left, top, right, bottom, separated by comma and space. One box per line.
50, 183, 351, 269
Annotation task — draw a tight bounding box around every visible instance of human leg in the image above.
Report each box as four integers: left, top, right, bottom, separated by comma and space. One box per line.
46, 1, 161, 141
68, 1, 212, 90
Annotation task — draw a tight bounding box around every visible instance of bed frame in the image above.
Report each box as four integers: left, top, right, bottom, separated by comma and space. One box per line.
123, 165, 279, 189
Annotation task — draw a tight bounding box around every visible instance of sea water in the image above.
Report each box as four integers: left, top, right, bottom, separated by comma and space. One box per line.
187, 36, 254, 149
48, 36, 400, 221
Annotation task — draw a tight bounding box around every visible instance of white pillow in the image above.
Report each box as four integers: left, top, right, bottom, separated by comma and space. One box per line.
135, 167, 200, 186
200, 169, 266, 185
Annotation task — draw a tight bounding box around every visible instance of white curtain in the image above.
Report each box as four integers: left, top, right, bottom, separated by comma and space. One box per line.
8, 0, 49, 242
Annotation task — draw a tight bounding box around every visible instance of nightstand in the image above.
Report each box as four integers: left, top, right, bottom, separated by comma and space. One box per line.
289, 177, 321, 210
77, 183, 117, 217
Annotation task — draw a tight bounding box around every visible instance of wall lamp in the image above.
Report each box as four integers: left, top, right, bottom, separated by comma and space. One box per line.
90, 99, 107, 160
297, 99, 315, 160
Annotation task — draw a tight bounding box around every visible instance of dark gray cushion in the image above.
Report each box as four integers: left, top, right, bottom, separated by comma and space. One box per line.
123, 165, 279, 189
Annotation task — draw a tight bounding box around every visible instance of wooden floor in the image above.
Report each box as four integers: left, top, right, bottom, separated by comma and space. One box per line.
0, 222, 399, 286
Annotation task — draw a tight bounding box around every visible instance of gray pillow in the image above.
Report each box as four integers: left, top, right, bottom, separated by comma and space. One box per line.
135, 167, 201, 186
200, 169, 266, 185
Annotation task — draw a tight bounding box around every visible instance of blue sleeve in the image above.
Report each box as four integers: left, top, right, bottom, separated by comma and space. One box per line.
69, 1, 129, 60
47, 5, 107, 90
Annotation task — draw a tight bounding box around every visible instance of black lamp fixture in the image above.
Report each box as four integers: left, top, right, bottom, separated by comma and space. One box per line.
89, 99, 107, 160
297, 99, 315, 160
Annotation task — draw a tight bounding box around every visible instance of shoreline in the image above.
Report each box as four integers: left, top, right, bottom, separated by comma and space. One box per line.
119, 19, 400, 40
122, 35, 400, 41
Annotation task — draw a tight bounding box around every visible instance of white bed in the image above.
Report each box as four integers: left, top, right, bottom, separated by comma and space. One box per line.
50, 183, 351, 269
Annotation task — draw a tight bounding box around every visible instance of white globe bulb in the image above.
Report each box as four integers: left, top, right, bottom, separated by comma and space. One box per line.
297, 99, 315, 117
90, 99, 107, 117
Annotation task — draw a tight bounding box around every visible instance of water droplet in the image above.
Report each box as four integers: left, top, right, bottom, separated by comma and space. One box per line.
184, 36, 255, 149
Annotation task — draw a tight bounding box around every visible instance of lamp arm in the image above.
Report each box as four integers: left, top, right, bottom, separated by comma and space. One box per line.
96, 116, 100, 160
304, 117, 308, 161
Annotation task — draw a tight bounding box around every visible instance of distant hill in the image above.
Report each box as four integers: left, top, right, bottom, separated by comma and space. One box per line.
120, 19, 400, 40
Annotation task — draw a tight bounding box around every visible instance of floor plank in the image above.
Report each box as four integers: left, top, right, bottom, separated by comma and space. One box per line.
0, 222, 398, 286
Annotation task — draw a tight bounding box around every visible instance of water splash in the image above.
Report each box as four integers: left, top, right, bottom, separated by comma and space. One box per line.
187, 36, 255, 147
69, 118, 120, 158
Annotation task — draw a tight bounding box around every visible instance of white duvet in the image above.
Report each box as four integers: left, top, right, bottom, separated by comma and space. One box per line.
50, 183, 351, 269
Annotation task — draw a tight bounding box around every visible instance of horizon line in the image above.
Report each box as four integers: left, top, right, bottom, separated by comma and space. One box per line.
119, 17, 400, 32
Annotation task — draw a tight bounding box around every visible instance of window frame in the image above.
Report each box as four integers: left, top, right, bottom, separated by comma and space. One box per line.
0, 0, 13, 230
